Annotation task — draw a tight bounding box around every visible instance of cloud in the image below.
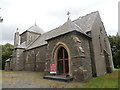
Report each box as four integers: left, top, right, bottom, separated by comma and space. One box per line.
0, 0, 119, 44
118, 1, 120, 36
1, 24, 15, 44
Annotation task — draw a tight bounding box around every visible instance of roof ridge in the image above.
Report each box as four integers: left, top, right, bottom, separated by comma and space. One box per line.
41, 20, 68, 35
73, 11, 99, 32
41, 17, 82, 36
27, 24, 44, 34
26, 11, 99, 50
73, 11, 99, 22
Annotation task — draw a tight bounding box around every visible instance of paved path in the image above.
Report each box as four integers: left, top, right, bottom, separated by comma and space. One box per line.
2, 71, 83, 88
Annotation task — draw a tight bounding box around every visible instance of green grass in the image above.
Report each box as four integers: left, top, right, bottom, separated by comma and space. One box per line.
1, 69, 119, 88
76, 69, 119, 88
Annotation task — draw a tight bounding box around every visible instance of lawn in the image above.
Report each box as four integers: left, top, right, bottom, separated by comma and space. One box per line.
76, 69, 119, 88
1, 69, 119, 88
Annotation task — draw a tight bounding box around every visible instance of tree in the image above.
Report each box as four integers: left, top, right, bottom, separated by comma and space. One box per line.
108, 35, 120, 68
1, 43, 13, 70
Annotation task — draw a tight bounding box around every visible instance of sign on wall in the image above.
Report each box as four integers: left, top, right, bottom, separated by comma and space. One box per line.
50, 64, 57, 74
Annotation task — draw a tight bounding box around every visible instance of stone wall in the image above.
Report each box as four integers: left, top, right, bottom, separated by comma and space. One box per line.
45, 31, 92, 81
20, 31, 40, 45
25, 49, 36, 71
14, 49, 25, 70
9, 48, 25, 71
24, 45, 47, 72
35, 46, 47, 71
27, 32, 40, 45
20, 32, 27, 44
91, 13, 114, 76
75, 32, 92, 81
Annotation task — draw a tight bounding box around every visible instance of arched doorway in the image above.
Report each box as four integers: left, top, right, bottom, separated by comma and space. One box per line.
57, 47, 69, 75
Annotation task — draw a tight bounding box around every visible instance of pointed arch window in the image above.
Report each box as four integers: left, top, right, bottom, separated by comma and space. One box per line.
57, 47, 69, 75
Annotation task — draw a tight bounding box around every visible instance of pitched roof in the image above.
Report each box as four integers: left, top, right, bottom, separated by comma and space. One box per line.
27, 24, 44, 34
20, 24, 44, 35
26, 11, 99, 50
26, 33, 47, 50
45, 18, 85, 40
73, 11, 98, 32
27, 18, 85, 50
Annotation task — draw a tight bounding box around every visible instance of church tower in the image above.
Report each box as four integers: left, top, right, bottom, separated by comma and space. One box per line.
14, 28, 19, 47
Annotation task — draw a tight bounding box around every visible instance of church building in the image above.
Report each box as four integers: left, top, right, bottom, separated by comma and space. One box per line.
5, 11, 114, 81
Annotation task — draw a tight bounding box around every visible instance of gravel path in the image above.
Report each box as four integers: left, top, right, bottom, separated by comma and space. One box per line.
2, 71, 83, 88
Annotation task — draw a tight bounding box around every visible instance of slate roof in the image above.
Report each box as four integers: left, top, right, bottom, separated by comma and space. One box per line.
20, 24, 44, 35
15, 42, 27, 49
26, 18, 85, 50
73, 11, 98, 32
26, 11, 99, 50
26, 34, 47, 50
45, 18, 86, 40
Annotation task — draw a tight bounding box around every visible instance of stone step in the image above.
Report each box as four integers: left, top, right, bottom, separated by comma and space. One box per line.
43, 75, 73, 82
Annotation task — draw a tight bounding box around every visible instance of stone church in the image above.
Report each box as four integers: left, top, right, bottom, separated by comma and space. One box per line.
5, 11, 114, 81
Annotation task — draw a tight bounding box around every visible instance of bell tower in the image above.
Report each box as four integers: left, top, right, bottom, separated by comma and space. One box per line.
14, 28, 19, 47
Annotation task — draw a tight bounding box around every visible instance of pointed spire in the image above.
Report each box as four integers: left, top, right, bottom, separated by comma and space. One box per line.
67, 11, 70, 20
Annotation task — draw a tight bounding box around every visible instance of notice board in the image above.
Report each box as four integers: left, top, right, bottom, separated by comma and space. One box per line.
50, 64, 57, 74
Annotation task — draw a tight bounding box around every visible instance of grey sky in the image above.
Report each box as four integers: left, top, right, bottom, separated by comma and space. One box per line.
0, 0, 118, 45
118, 1, 120, 36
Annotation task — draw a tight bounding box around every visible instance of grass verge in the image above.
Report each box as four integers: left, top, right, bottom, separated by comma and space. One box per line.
76, 69, 119, 88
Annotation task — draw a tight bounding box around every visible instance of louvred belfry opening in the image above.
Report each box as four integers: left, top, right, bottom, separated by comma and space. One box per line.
57, 47, 69, 75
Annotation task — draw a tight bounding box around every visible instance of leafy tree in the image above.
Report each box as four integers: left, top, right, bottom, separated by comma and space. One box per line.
1, 43, 13, 70
108, 35, 120, 68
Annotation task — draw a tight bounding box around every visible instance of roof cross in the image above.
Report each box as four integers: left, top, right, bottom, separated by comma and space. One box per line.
67, 11, 70, 20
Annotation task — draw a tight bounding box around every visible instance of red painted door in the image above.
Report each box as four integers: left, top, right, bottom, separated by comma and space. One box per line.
57, 47, 69, 75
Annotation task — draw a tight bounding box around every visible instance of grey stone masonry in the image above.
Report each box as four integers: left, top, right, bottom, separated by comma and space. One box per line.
45, 31, 92, 81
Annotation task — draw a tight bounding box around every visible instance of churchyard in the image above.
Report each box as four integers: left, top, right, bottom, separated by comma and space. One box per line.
1, 69, 119, 88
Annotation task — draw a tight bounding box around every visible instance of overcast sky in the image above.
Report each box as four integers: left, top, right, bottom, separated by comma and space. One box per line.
0, 0, 119, 45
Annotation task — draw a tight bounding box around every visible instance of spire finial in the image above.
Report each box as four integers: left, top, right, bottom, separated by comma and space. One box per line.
67, 11, 70, 20
16, 28, 19, 32
34, 19, 37, 26
35, 20, 36, 25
